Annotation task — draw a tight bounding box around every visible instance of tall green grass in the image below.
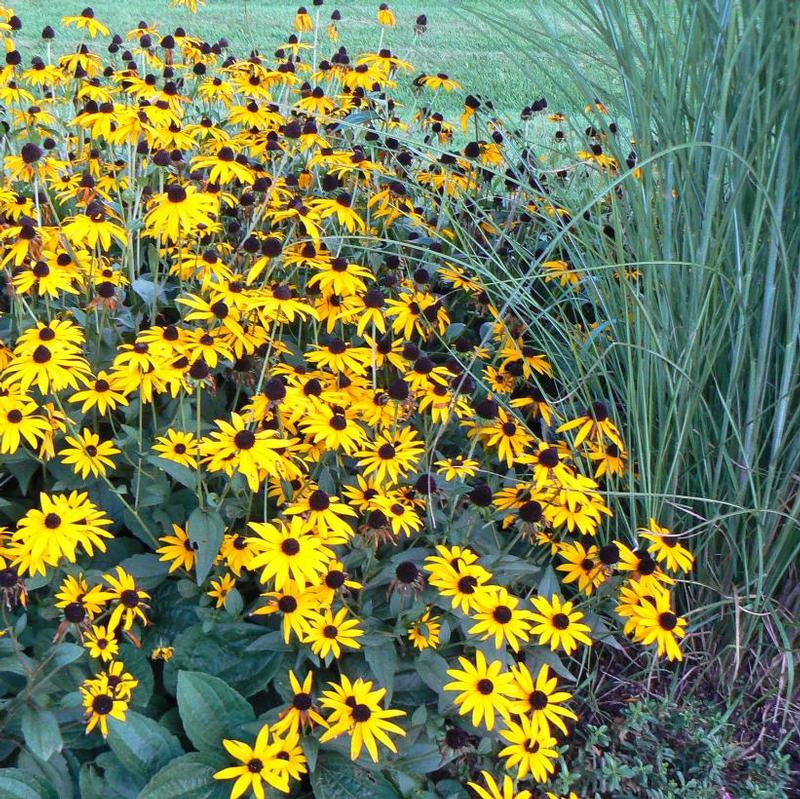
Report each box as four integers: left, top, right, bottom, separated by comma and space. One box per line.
460, 0, 799, 725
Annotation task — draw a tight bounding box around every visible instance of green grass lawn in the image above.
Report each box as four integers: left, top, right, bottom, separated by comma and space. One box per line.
14, 0, 602, 119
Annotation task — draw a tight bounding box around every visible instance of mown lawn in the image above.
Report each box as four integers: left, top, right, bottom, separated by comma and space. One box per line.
14, 0, 600, 118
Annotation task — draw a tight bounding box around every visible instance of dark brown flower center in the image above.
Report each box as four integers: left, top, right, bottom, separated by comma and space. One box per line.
457, 575, 478, 594
552, 612, 570, 630
233, 429, 256, 450
659, 612, 678, 631
92, 694, 114, 715
281, 538, 300, 556
529, 690, 548, 710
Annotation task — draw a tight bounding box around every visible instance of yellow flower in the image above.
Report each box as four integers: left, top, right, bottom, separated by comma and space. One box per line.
214, 724, 291, 798
104, 567, 150, 632
319, 675, 406, 762
62, 9, 110, 38
529, 594, 592, 655
84, 624, 119, 662
408, 608, 441, 651
498, 716, 559, 782
377, 3, 396, 27
444, 650, 514, 730
156, 524, 197, 573
467, 771, 532, 799
152, 429, 199, 469
59, 428, 120, 479
208, 573, 237, 608
143, 184, 218, 243
302, 606, 364, 660
638, 518, 694, 573
81, 675, 129, 736
468, 587, 534, 651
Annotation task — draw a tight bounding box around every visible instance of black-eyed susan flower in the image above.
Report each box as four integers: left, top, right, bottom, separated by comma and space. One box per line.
319, 675, 406, 762
156, 524, 197, 574
639, 518, 694, 573
377, 3, 396, 27
69, 371, 130, 414
84, 623, 119, 662
10, 491, 113, 576
616, 541, 675, 592
619, 582, 686, 661
294, 6, 314, 32
414, 73, 462, 92
3, 336, 92, 394
301, 403, 368, 455
283, 488, 358, 543
104, 567, 150, 632
98, 661, 139, 702
425, 546, 494, 614
251, 580, 317, 643
54, 573, 112, 627
273, 670, 329, 734
81, 674, 129, 736
247, 517, 333, 590
529, 594, 592, 655
0, 394, 50, 455
302, 605, 364, 659
557, 401, 624, 449
498, 716, 559, 782
468, 587, 534, 651
58, 428, 120, 479
143, 184, 217, 243
311, 560, 362, 605
467, 771, 532, 799
213, 724, 290, 798
357, 426, 424, 485
408, 607, 441, 650
200, 413, 298, 492
588, 440, 628, 477
151, 646, 175, 662
372, 496, 424, 539
208, 573, 237, 608
556, 541, 606, 595
62, 8, 110, 38
444, 650, 514, 731
508, 663, 577, 735
152, 429, 199, 469
434, 456, 479, 480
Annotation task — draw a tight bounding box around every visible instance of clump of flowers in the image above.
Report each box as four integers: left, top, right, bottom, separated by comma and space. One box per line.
0, 2, 692, 797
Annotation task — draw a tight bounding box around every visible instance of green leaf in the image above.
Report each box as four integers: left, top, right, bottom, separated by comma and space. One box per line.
414, 649, 450, 693
139, 753, 229, 799
537, 566, 560, 599
310, 754, 401, 799
223, 587, 243, 617
165, 624, 283, 697
107, 711, 183, 781
176, 670, 255, 753
117, 553, 170, 591
21, 708, 62, 761
50, 643, 84, 668
187, 507, 225, 584
364, 640, 398, 702
0, 769, 58, 799
147, 456, 198, 490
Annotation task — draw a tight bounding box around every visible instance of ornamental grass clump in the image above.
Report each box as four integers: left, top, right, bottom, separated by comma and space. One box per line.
0, 3, 699, 797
